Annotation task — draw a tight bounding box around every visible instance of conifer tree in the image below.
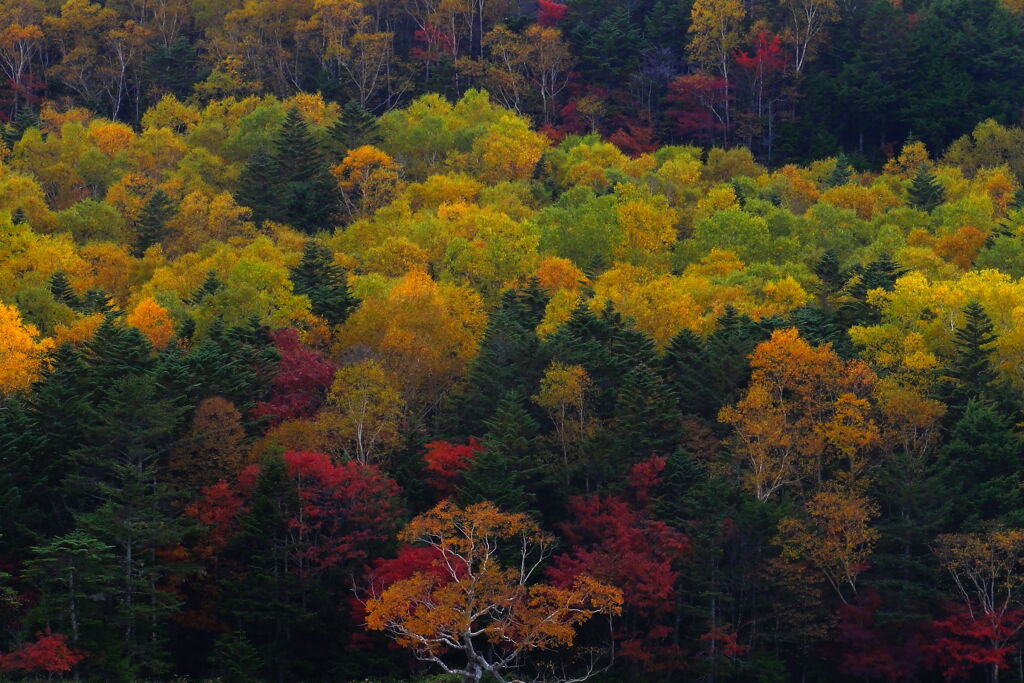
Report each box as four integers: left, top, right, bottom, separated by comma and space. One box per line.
10, 207, 26, 224
49, 271, 81, 310
908, 167, 945, 212
460, 393, 538, 514
272, 108, 338, 233
328, 100, 381, 157
942, 301, 998, 414
236, 148, 279, 226
288, 240, 358, 325
813, 249, 843, 296
661, 328, 713, 418
188, 270, 223, 305
612, 363, 683, 462
80, 288, 115, 315
823, 153, 852, 188
134, 189, 175, 256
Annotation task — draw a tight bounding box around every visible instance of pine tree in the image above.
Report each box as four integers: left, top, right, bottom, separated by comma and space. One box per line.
460, 392, 542, 514
272, 108, 338, 233
49, 271, 81, 310
328, 100, 381, 158
236, 148, 280, 226
134, 189, 175, 256
908, 168, 945, 212
289, 241, 358, 325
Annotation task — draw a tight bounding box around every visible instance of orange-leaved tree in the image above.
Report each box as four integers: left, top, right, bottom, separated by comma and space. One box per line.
365, 501, 623, 683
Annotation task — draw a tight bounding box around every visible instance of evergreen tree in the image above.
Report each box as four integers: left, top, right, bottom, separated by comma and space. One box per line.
3, 105, 39, 146
702, 306, 774, 417
81, 316, 155, 396
49, 271, 81, 310
823, 153, 852, 188
908, 167, 945, 212
236, 148, 279, 226
272, 108, 338, 233
328, 100, 381, 157
460, 393, 539, 513
188, 270, 223, 305
0, 397, 47, 553
789, 306, 849, 355
134, 189, 176, 256
941, 301, 998, 415
661, 328, 713, 418
10, 207, 26, 224
80, 288, 115, 315
611, 363, 683, 463
939, 399, 1023, 530
813, 249, 843, 297
289, 240, 359, 325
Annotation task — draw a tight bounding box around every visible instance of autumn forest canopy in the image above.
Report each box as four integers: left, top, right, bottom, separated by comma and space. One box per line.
4, 0, 1024, 681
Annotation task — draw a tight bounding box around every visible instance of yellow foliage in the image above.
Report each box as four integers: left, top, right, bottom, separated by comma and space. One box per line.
126, 297, 175, 348
0, 302, 53, 394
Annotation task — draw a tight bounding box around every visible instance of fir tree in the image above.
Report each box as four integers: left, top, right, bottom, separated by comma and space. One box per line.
823, 153, 852, 188
81, 316, 155, 396
661, 328, 713, 419
942, 301, 998, 414
813, 249, 843, 296
188, 270, 223, 305
272, 108, 338, 233
328, 100, 380, 157
908, 167, 945, 212
611, 363, 683, 463
3, 105, 39, 146
49, 271, 81, 310
236, 148, 280, 226
289, 241, 358, 325
80, 288, 115, 315
133, 189, 175, 256
460, 393, 539, 513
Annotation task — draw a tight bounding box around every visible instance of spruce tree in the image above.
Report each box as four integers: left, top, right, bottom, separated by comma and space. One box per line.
328, 100, 381, 158
703, 306, 773, 415
236, 148, 280, 226
272, 108, 338, 233
80, 288, 115, 315
81, 316, 155, 396
460, 393, 539, 513
134, 189, 175, 256
0, 397, 47, 553
908, 168, 945, 212
289, 240, 358, 325
49, 271, 81, 310
813, 249, 843, 296
661, 328, 713, 418
3, 105, 39, 146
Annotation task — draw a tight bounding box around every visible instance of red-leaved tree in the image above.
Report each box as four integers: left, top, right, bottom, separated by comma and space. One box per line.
251, 329, 336, 425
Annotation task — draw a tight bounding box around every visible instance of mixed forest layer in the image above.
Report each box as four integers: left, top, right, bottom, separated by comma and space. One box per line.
3, 85, 1024, 681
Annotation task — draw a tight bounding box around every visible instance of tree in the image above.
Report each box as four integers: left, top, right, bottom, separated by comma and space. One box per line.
365, 501, 623, 683
251, 328, 335, 425
271, 108, 339, 233
932, 530, 1024, 683
687, 0, 745, 139
49, 271, 81, 310
943, 301, 998, 412
907, 167, 945, 213
459, 391, 540, 513
169, 396, 248, 491
133, 189, 175, 256
235, 149, 279, 226
320, 359, 405, 465
0, 301, 52, 395
534, 362, 593, 484
718, 328, 879, 501
328, 100, 381, 156
782, 0, 838, 74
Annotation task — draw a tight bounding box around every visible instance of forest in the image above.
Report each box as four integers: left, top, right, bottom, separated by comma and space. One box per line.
3, 0, 1024, 682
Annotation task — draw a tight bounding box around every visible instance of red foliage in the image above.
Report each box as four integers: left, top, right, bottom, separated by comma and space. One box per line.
284, 451, 403, 575
251, 329, 335, 425
834, 590, 926, 682
666, 74, 729, 142
185, 480, 247, 554
411, 24, 455, 62
926, 604, 1024, 682
0, 631, 85, 674
734, 32, 786, 74
187, 452, 402, 576
700, 624, 750, 658
538, 0, 568, 26
548, 493, 690, 671
627, 455, 667, 508
422, 438, 483, 494
608, 123, 658, 156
